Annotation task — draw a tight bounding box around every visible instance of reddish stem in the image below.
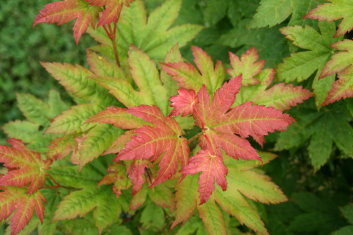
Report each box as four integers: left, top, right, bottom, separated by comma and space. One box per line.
103, 23, 120, 67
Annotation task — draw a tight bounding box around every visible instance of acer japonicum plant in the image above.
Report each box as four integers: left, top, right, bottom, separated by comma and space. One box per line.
0, 0, 325, 234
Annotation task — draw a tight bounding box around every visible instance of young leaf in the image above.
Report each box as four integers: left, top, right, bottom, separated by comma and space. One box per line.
173, 77, 293, 202
162, 46, 226, 93
86, 0, 135, 26
0, 139, 49, 193
33, 0, 101, 43
306, 0, 353, 37
228, 47, 265, 86
88, 0, 202, 61
0, 187, 45, 235
116, 105, 190, 188
16, 93, 50, 125
181, 149, 227, 204
229, 48, 312, 110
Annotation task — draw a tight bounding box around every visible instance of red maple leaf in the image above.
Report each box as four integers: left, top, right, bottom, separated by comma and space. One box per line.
0, 139, 50, 194
115, 105, 190, 188
86, 0, 135, 26
181, 149, 227, 204
33, 0, 100, 43
0, 187, 45, 235
172, 77, 294, 202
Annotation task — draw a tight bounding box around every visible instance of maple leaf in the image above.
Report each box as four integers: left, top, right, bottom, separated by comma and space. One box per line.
250, 0, 323, 28
0, 187, 45, 235
115, 105, 190, 188
306, 0, 353, 37
181, 149, 227, 204
86, 0, 135, 26
33, 0, 101, 43
323, 66, 353, 105
321, 40, 353, 77
88, 0, 202, 61
172, 77, 293, 202
162, 46, 226, 93
278, 22, 342, 106
0, 139, 49, 193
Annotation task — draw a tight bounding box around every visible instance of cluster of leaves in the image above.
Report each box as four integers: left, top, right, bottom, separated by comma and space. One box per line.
1, 0, 353, 234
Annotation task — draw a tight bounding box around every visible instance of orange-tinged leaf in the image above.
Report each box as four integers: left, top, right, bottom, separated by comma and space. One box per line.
228, 47, 265, 86
33, 0, 100, 43
87, 0, 135, 26
0, 139, 49, 193
0, 187, 45, 235
162, 46, 226, 93
88, 106, 148, 129
116, 105, 190, 187
181, 149, 227, 204
251, 83, 313, 111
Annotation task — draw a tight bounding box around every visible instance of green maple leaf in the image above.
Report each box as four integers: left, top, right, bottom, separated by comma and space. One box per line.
278, 22, 342, 106
276, 103, 353, 170
88, 0, 203, 61
250, 0, 325, 28
50, 163, 129, 233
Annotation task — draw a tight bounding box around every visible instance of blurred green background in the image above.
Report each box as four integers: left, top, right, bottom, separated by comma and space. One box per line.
0, 0, 94, 143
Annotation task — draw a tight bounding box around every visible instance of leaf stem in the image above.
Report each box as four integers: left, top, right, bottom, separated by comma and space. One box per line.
103, 23, 120, 67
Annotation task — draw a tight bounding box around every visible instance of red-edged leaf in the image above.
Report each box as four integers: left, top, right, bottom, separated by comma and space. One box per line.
87, 0, 135, 26
0, 139, 49, 193
103, 130, 134, 155
161, 46, 226, 93
228, 47, 265, 86
33, 0, 100, 43
218, 101, 294, 145
182, 149, 227, 204
88, 106, 148, 129
0, 187, 45, 235
323, 66, 353, 105
116, 105, 190, 187
170, 88, 197, 117
320, 40, 353, 78
251, 83, 313, 111
47, 134, 77, 160
305, 1, 353, 37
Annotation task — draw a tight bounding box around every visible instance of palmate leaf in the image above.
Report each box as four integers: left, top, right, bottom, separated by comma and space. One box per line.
88, 0, 203, 61
0, 187, 45, 235
278, 21, 342, 106
171, 76, 293, 202
33, 0, 101, 43
114, 105, 190, 188
173, 154, 286, 234
54, 185, 128, 233
276, 103, 353, 170
250, 0, 324, 28
306, 0, 353, 37
0, 139, 49, 193
93, 46, 170, 114
229, 48, 312, 110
